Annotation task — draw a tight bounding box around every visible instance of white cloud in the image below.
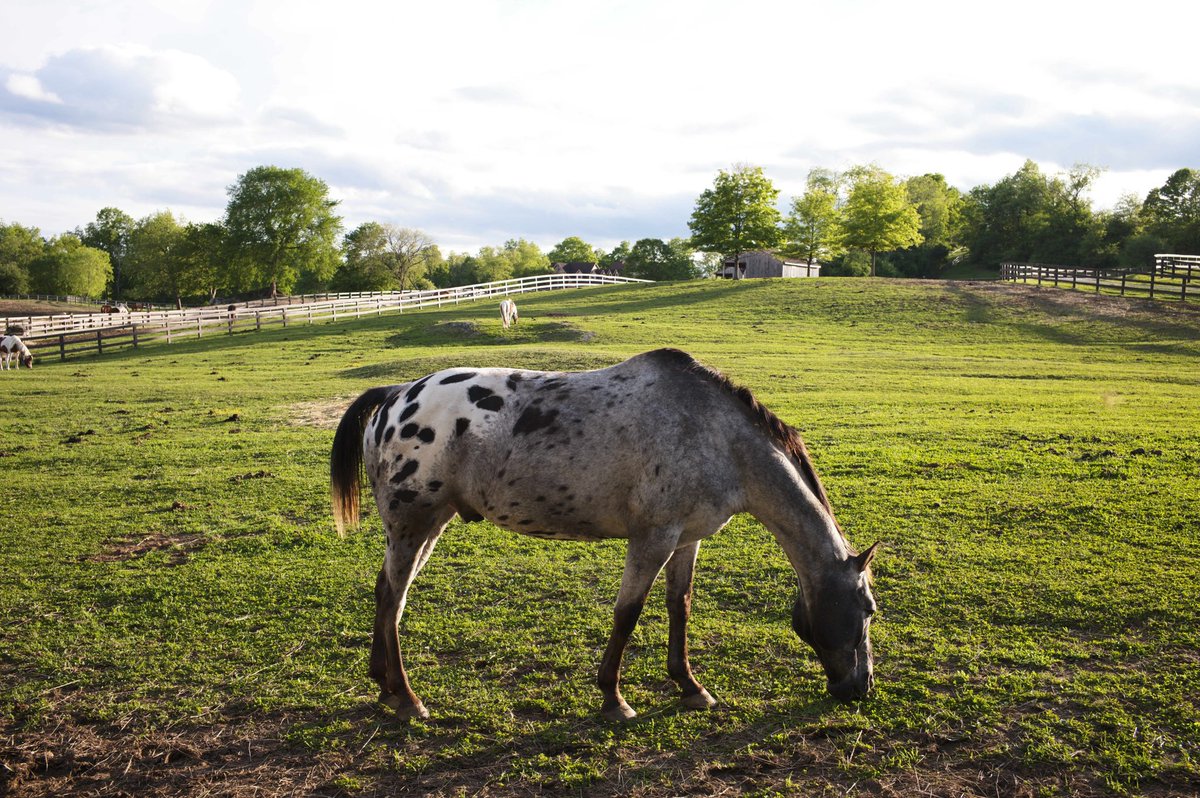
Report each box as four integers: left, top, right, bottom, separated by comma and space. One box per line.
4, 74, 62, 104
0, 44, 238, 130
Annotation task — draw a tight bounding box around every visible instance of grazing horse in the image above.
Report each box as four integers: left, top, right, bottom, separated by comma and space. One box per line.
499, 298, 518, 329
0, 335, 33, 370
330, 348, 877, 721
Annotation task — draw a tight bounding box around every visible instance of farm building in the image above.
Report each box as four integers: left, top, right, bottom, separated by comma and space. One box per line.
721, 251, 821, 279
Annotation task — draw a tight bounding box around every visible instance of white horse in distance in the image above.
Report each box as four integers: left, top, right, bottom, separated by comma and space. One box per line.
500, 299, 518, 329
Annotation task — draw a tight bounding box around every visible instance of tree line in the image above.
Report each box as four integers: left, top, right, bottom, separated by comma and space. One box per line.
689, 162, 1200, 278
2, 161, 1198, 304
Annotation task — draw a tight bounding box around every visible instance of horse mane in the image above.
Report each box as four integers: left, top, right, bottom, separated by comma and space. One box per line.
651, 348, 841, 534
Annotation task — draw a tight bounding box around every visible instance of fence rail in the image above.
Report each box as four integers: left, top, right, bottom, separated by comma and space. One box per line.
7, 273, 651, 363
1000, 254, 1196, 302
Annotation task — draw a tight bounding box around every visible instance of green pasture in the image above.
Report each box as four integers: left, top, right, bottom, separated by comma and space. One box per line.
2, 279, 1198, 796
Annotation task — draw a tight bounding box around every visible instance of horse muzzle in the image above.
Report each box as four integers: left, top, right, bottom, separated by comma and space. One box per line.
827, 670, 873, 702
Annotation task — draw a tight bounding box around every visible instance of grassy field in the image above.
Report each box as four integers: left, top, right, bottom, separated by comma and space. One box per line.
2, 279, 1198, 797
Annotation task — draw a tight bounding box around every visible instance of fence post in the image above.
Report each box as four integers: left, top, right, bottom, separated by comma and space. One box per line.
59, 334, 66, 361
97, 329, 103, 354
255, 311, 261, 331
1149, 264, 1157, 299
1095, 270, 1101, 293
132, 324, 138, 348
197, 318, 202, 339
1120, 272, 1127, 296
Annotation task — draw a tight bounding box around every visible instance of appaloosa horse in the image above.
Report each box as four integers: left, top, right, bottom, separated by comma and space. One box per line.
331, 348, 877, 721
0, 335, 33, 370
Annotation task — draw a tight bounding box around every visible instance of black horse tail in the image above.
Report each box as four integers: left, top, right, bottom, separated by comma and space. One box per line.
331, 387, 394, 536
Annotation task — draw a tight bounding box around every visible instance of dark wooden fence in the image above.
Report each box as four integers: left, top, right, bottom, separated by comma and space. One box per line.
1000, 254, 1197, 302
6, 273, 651, 363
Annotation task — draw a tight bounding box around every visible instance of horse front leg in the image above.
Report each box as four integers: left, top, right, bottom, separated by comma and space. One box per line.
597, 531, 678, 721
371, 512, 449, 720
665, 541, 716, 710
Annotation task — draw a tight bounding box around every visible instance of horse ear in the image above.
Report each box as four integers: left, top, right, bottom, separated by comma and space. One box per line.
854, 542, 880, 572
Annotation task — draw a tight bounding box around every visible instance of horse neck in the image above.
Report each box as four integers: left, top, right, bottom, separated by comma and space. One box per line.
745, 452, 848, 585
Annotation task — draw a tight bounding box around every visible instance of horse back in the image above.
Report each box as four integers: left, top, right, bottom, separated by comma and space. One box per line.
358, 350, 761, 540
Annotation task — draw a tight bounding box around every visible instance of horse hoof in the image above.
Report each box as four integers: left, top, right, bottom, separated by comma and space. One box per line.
601, 701, 637, 722
378, 692, 429, 720
680, 689, 717, 710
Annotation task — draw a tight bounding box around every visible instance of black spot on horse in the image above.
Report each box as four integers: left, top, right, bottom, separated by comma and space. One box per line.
383, 426, 395, 443
506, 374, 522, 391
398, 402, 419, 423
468, 385, 494, 403
406, 375, 432, 402
439, 372, 476, 384
379, 390, 403, 416
395, 460, 419, 481
513, 406, 560, 435
417, 427, 436, 444
428, 480, 443, 492
455, 417, 471, 437
394, 489, 419, 503
498, 514, 510, 521
518, 519, 535, 526
476, 395, 505, 412
400, 423, 420, 439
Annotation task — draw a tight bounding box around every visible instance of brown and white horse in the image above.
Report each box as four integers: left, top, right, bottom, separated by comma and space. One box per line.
331, 348, 878, 721
499, 298, 518, 329
0, 335, 33, 370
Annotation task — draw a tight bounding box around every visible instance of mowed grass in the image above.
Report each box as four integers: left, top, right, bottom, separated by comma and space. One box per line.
1, 279, 1198, 797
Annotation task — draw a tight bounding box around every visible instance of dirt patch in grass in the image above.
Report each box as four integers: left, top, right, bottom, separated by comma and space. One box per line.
952, 280, 1200, 325
285, 397, 355, 429
0, 300, 92, 317
0, 702, 1148, 798
83, 532, 205, 565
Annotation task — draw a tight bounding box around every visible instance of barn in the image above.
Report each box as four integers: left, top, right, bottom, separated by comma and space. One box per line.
721, 251, 821, 279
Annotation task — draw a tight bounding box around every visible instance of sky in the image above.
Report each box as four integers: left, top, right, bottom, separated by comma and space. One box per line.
2, 0, 1197, 254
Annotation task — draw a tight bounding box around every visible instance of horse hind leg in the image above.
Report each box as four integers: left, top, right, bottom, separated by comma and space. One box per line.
371, 508, 453, 720
665, 541, 717, 710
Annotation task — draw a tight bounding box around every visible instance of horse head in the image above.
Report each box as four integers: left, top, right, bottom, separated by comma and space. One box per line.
20, 351, 33, 368
791, 542, 878, 701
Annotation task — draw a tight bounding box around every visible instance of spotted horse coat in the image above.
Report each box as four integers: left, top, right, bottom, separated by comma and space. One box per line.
331, 348, 878, 721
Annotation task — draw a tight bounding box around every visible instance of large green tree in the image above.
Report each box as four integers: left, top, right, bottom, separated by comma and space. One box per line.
28, 234, 111, 297
178, 221, 227, 303
782, 168, 844, 266
962, 160, 1105, 268
688, 164, 781, 279
222, 166, 342, 296
0, 221, 43, 295
502, 238, 551, 278
625, 237, 697, 280
841, 165, 922, 276
381, 225, 437, 291
79, 207, 134, 299
335, 222, 393, 292
126, 210, 187, 305
1142, 168, 1200, 254
547, 236, 599, 264
888, 173, 967, 277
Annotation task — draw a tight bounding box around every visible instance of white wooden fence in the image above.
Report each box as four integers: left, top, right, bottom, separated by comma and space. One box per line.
5, 273, 650, 362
